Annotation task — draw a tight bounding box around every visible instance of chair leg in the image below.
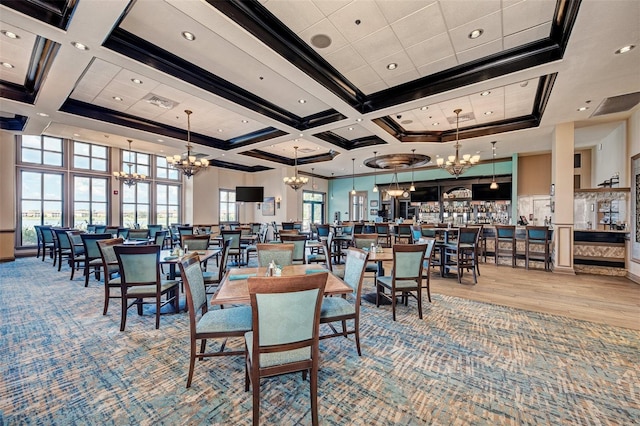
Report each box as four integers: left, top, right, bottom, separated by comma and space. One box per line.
103, 285, 110, 315
155, 296, 161, 329
84, 266, 90, 287
252, 374, 260, 426
391, 291, 397, 321
416, 288, 423, 319
120, 295, 128, 331
310, 367, 319, 426
186, 340, 196, 388
354, 317, 362, 356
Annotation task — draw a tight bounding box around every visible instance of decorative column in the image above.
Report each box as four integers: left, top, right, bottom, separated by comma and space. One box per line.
551, 122, 575, 274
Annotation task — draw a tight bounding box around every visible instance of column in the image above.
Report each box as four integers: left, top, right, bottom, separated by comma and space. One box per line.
0, 131, 16, 261
551, 122, 575, 274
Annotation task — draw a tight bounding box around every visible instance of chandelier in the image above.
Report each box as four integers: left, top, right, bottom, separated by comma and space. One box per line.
114, 139, 146, 187
436, 108, 480, 178
166, 109, 209, 178
386, 166, 405, 197
283, 146, 308, 190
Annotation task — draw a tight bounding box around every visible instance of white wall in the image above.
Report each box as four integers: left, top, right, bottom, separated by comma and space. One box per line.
590, 122, 627, 186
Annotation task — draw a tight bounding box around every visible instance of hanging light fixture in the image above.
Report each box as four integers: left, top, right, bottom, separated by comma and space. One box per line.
436, 108, 480, 178
490, 141, 499, 190
386, 166, 405, 197
330, 172, 334, 199
372, 151, 379, 192
409, 148, 416, 192
114, 139, 147, 187
350, 158, 356, 195
166, 110, 209, 178
283, 146, 309, 190
311, 167, 318, 190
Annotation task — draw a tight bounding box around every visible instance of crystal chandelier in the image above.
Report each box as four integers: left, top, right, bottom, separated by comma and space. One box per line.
114, 139, 146, 187
386, 166, 405, 197
166, 110, 209, 178
283, 146, 308, 190
436, 109, 480, 178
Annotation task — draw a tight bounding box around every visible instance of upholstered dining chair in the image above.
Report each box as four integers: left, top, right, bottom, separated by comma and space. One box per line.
127, 229, 150, 241
34, 225, 44, 259
307, 232, 333, 272
352, 233, 379, 280
419, 238, 437, 303
39, 226, 55, 262
80, 233, 112, 287
203, 238, 232, 294
394, 224, 413, 244
256, 243, 294, 267
376, 244, 428, 321
245, 273, 327, 426
113, 245, 179, 331
221, 229, 244, 266
65, 230, 86, 280
245, 225, 269, 265
495, 225, 517, 267
443, 227, 481, 284
178, 252, 252, 388
97, 238, 124, 315
147, 224, 163, 238
53, 228, 76, 272
525, 226, 553, 271
181, 234, 212, 269
279, 234, 307, 264
319, 247, 369, 355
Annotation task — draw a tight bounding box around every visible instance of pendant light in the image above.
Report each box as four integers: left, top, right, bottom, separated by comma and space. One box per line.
409, 148, 416, 192
350, 158, 356, 195
490, 141, 499, 189
330, 172, 334, 199
311, 167, 318, 190
372, 151, 379, 192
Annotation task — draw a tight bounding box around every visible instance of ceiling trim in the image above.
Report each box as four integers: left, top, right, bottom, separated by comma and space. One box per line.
2, 0, 77, 30
208, 159, 272, 173
228, 128, 289, 149
0, 37, 60, 104
0, 114, 27, 131
312, 132, 387, 150
241, 149, 339, 165
102, 28, 346, 131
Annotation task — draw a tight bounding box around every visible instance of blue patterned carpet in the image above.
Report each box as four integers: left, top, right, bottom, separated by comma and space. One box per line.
1, 257, 639, 425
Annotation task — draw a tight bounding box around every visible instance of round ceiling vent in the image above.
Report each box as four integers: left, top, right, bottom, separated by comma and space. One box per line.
311, 34, 332, 48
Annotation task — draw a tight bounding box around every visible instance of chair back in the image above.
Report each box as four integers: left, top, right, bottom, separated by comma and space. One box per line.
247, 272, 327, 364
256, 243, 294, 267
217, 238, 232, 279
41, 226, 54, 244
86, 224, 97, 233
97, 238, 124, 277
281, 222, 295, 230
397, 224, 413, 237
421, 225, 436, 237
458, 227, 480, 246
342, 248, 369, 299
257, 225, 269, 243
375, 223, 389, 236
411, 228, 422, 243
196, 225, 212, 235
353, 234, 378, 250
67, 230, 84, 251
496, 225, 516, 239
147, 224, 163, 237
178, 252, 208, 330
128, 229, 150, 240
81, 233, 113, 260
250, 223, 261, 235
181, 234, 210, 251
221, 230, 242, 252
94, 225, 107, 233
279, 234, 307, 263
113, 245, 160, 286
278, 229, 299, 237
421, 238, 437, 269
316, 224, 330, 238
526, 226, 551, 243
54, 228, 72, 250
105, 226, 119, 236
117, 228, 129, 239
392, 244, 427, 281
154, 230, 168, 246
178, 226, 194, 237
353, 224, 364, 234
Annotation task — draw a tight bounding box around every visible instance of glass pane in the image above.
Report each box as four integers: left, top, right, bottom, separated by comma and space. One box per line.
22, 172, 42, 199
74, 202, 91, 228
314, 204, 323, 224
22, 200, 41, 243
75, 142, 90, 156
220, 191, 228, 202
43, 151, 62, 166
157, 184, 167, 204
43, 174, 62, 200
157, 156, 167, 167
122, 204, 135, 228
21, 135, 41, 149
43, 201, 62, 226
167, 185, 179, 202
167, 207, 179, 225
137, 183, 150, 202
156, 167, 168, 179
92, 179, 107, 202
92, 158, 107, 171
138, 153, 149, 165
228, 192, 236, 203
74, 177, 90, 201
122, 184, 135, 203
22, 148, 41, 163
123, 151, 133, 163
74, 155, 90, 169
137, 165, 149, 176
156, 206, 167, 227
93, 145, 107, 158
136, 206, 149, 228
92, 202, 107, 225
43, 136, 62, 152
168, 169, 179, 180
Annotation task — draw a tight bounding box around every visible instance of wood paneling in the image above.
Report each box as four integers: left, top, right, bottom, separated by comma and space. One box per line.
518, 154, 551, 195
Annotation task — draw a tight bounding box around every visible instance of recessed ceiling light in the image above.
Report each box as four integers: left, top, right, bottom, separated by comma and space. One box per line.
348, 127, 354, 131
615, 45, 635, 54
182, 31, 196, 41
298, 99, 306, 104
157, 139, 164, 142
241, 120, 249, 123
432, 122, 439, 126
1, 62, 14, 69
577, 106, 589, 111
468, 29, 484, 39
484, 111, 493, 115
131, 78, 143, 84
316, 146, 320, 150
420, 106, 428, 111
480, 91, 491, 96
1, 30, 19, 39
37, 112, 49, 117
520, 81, 529, 88
386, 63, 398, 70
73, 133, 80, 137
299, 133, 304, 137
217, 129, 224, 132
113, 96, 123, 101
71, 41, 88, 50
355, 118, 362, 122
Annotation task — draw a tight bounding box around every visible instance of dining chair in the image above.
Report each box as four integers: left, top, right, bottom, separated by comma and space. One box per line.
154, 230, 168, 248
117, 227, 129, 239
181, 233, 211, 258
256, 243, 294, 267
53, 228, 75, 272
203, 238, 232, 294
419, 238, 437, 303
525, 226, 553, 271
127, 229, 150, 241
307, 231, 333, 272
80, 233, 113, 287
443, 227, 481, 284
245, 225, 269, 265
97, 238, 124, 315
245, 273, 327, 426
179, 252, 252, 388
375, 223, 391, 247
319, 248, 369, 355
315, 224, 330, 239
281, 222, 295, 230
376, 244, 428, 321
94, 225, 107, 234
278, 229, 299, 238
352, 233, 379, 280
113, 244, 179, 331
394, 224, 413, 244
34, 225, 44, 259
279, 234, 307, 264
147, 224, 163, 238
66, 230, 86, 280
221, 229, 244, 266
40, 226, 55, 262
105, 226, 119, 236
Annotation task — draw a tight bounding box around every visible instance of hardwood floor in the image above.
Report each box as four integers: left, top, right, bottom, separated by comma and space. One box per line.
426, 262, 640, 330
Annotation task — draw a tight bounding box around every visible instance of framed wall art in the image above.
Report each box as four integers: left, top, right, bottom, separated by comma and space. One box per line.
262, 197, 275, 216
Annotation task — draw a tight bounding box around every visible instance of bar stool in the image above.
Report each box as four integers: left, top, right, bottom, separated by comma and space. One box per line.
525, 226, 553, 271
495, 225, 516, 267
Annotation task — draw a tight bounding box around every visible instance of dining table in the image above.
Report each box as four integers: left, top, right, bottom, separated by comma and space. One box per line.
160, 248, 221, 280
211, 264, 352, 306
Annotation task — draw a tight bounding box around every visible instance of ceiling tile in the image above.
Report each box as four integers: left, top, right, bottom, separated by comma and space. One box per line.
455, 38, 503, 64
326, 45, 367, 74
439, 0, 501, 30
328, 0, 388, 44
449, 11, 502, 53
382, 68, 421, 88
345, 64, 382, 87
390, 2, 447, 49
503, 22, 551, 50
263, 0, 324, 33
503, 0, 555, 36
370, 50, 415, 79
353, 26, 404, 64
416, 55, 459, 77
312, 0, 352, 17
360, 79, 388, 95
376, 0, 436, 25
298, 18, 349, 56
406, 32, 455, 69
331, 123, 372, 139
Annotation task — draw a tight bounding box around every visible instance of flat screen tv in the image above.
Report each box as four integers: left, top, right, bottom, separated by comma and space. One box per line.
411, 186, 439, 202
471, 182, 512, 201
235, 186, 264, 202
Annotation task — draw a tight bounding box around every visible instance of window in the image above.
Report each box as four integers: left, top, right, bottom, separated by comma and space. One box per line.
73, 176, 108, 229
122, 182, 150, 229
156, 156, 180, 180
19, 170, 63, 245
219, 189, 237, 223
73, 141, 108, 171
20, 135, 63, 166
156, 183, 180, 228
123, 147, 150, 177
302, 191, 325, 232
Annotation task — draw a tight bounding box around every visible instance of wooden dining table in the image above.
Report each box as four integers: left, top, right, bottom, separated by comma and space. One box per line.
160, 248, 221, 280
211, 264, 352, 306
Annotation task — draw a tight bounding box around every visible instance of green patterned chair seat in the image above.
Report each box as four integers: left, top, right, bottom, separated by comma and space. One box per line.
196, 305, 252, 334
320, 297, 355, 318
127, 280, 178, 296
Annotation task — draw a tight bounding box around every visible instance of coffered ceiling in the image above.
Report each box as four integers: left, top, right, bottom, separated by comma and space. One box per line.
1, 0, 638, 179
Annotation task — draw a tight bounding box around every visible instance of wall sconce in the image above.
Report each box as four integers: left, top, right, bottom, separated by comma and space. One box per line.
257, 203, 261, 210
276, 197, 281, 209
